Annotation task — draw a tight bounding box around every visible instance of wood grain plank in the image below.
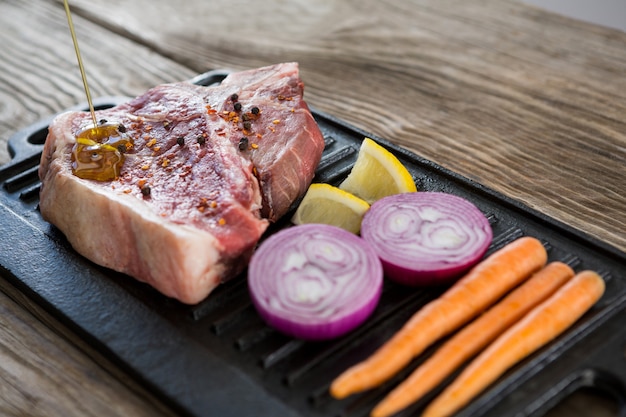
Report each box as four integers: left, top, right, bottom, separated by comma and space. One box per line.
0, 1, 625, 416
52, 0, 626, 254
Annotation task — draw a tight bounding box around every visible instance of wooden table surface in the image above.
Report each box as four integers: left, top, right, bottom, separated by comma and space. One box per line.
1, 0, 624, 416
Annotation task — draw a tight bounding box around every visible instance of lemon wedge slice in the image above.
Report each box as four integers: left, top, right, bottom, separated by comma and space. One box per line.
292, 183, 370, 234
339, 138, 417, 204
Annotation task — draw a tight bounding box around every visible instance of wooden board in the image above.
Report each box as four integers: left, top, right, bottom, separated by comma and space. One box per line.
1, 0, 625, 415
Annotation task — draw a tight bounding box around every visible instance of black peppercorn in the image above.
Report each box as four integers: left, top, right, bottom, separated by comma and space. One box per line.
251, 106, 260, 115
197, 136, 206, 145
238, 137, 249, 151
117, 124, 127, 133
141, 185, 151, 197
234, 102, 242, 111
243, 121, 252, 130
230, 93, 239, 101
177, 136, 185, 146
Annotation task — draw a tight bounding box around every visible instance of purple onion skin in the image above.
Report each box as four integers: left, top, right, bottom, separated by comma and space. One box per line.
248, 224, 383, 341
361, 192, 493, 287
380, 256, 478, 287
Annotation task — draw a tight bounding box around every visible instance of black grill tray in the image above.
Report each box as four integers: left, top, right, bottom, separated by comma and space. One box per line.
1, 71, 625, 417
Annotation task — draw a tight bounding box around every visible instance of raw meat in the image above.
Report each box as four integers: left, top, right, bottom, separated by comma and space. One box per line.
38, 63, 325, 304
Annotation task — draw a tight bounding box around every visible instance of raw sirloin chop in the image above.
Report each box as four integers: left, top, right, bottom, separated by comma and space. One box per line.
39, 63, 325, 304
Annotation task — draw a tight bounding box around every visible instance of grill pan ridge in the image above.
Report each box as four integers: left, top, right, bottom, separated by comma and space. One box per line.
0, 71, 625, 417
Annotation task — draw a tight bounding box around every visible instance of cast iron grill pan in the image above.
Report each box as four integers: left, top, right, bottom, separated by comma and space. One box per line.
1, 71, 625, 417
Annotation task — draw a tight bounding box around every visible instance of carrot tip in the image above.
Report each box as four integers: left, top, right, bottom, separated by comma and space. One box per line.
329, 382, 348, 399
370, 402, 394, 417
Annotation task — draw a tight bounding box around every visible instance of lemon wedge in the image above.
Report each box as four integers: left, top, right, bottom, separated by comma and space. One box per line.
339, 138, 417, 204
292, 183, 370, 234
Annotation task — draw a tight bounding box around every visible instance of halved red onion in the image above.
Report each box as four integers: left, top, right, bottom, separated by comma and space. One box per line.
361, 192, 492, 286
248, 224, 383, 340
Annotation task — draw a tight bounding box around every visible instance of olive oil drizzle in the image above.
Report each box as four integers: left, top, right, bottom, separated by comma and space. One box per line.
63, 0, 132, 181
63, 0, 97, 128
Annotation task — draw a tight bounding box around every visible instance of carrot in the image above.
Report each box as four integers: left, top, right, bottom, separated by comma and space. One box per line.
370, 261, 574, 417
422, 270, 605, 417
330, 236, 548, 399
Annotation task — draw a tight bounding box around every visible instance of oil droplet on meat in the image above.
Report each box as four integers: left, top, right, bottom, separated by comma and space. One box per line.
71, 123, 133, 181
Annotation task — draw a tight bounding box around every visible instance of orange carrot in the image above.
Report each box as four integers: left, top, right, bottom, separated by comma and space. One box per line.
330, 236, 548, 399
371, 261, 574, 417
422, 270, 605, 417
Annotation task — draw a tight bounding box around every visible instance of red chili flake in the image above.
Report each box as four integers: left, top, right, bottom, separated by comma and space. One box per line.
178, 165, 192, 178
